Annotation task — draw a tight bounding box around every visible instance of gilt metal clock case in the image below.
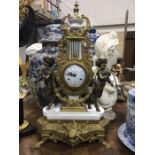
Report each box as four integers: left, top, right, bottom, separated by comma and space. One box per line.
56, 52, 93, 95
55, 11, 93, 96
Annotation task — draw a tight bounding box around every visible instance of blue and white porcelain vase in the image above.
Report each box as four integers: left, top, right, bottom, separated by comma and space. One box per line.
88, 28, 98, 45
88, 28, 99, 55
28, 47, 58, 108
28, 21, 63, 108
118, 88, 135, 152
126, 89, 135, 146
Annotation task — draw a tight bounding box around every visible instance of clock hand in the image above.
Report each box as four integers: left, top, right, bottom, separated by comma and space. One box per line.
67, 72, 76, 77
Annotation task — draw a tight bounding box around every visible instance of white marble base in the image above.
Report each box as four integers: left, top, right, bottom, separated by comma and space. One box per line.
43, 104, 104, 121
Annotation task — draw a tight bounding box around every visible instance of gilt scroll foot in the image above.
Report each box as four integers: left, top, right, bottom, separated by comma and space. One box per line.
34, 138, 48, 149
101, 141, 111, 149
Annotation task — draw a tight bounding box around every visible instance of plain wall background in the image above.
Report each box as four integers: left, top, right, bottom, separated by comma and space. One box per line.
60, 0, 135, 28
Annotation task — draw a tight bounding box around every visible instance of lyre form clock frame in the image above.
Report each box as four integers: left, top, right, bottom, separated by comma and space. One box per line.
55, 3, 93, 103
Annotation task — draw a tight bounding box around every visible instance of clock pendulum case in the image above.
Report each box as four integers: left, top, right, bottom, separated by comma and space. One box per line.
35, 2, 111, 149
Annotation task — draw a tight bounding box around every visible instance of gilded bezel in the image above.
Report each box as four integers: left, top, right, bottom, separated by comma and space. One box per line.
56, 60, 92, 95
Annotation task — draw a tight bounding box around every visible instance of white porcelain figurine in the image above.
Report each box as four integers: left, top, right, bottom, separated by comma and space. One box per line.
95, 31, 120, 121
95, 31, 119, 70
97, 74, 118, 121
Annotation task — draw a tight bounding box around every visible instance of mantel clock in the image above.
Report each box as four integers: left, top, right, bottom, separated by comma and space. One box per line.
34, 2, 111, 149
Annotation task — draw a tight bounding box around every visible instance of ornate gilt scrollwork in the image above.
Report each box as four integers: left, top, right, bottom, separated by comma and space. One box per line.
54, 1, 94, 106
19, 0, 33, 17
35, 116, 111, 148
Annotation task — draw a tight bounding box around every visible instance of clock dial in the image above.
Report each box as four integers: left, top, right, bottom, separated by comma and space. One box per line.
64, 64, 86, 87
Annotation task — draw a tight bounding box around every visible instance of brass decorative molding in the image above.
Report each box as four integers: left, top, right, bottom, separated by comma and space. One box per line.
35, 116, 111, 148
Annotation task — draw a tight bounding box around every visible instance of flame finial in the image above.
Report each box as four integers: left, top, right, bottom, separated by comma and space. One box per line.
74, 1, 79, 16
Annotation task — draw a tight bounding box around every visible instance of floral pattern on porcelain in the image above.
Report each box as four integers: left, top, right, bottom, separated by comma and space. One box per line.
118, 123, 135, 152
126, 89, 135, 146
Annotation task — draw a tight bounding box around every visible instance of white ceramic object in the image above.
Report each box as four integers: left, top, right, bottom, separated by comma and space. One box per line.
43, 104, 104, 121
95, 31, 119, 69
70, 23, 82, 30
92, 55, 97, 72
109, 72, 122, 95
25, 43, 42, 59
97, 82, 117, 121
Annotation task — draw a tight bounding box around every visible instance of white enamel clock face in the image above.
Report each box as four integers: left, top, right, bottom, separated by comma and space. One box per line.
64, 64, 86, 87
